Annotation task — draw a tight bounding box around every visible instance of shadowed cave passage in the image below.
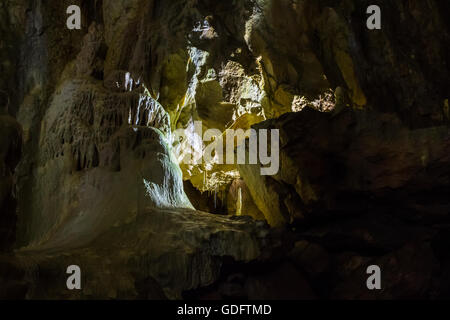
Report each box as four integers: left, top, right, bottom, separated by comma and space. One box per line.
0, 0, 449, 300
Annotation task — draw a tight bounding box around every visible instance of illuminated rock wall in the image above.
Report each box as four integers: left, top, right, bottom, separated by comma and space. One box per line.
0, 0, 449, 299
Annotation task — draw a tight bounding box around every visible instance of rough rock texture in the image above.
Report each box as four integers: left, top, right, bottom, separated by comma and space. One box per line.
4, 209, 274, 300
240, 108, 450, 226
1, 0, 450, 300
0, 97, 22, 251
0, 0, 281, 299
235, 0, 450, 228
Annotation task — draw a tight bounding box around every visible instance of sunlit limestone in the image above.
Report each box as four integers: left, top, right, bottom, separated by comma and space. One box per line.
172, 121, 280, 176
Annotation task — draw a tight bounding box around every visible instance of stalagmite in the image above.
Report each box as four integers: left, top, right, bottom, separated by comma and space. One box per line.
236, 187, 242, 216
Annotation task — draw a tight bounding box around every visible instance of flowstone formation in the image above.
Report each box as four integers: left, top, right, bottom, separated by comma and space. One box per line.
0, 0, 449, 299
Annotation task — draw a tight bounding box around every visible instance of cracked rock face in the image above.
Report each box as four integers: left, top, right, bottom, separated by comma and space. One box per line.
0, 0, 450, 300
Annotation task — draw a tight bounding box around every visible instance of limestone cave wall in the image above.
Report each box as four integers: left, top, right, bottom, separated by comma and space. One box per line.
0, 0, 449, 300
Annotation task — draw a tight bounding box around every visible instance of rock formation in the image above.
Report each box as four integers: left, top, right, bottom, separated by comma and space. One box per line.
0, 91, 21, 252
0, 0, 449, 299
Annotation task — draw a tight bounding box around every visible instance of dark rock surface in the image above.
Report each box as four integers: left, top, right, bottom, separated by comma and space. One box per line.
0, 0, 449, 300
3, 209, 275, 299
0, 110, 21, 252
